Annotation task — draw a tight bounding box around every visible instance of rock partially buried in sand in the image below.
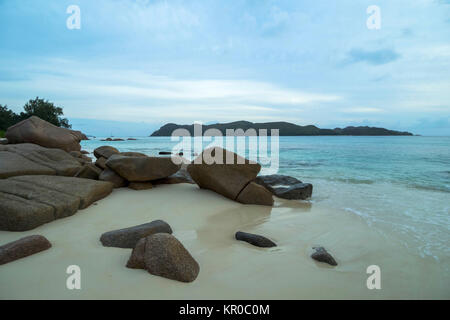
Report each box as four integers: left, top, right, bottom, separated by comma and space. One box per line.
0, 143, 83, 179
127, 233, 199, 283
100, 220, 172, 249
235, 231, 277, 248
5, 116, 84, 152
0, 175, 113, 231
129, 182, 153, 190
0, 235, 52, 265
236, 182, 273, 206
99, 168, 128, 188
311, 247, 338, 266
254, 174, 313, 200
106, 154, 181, 182
94, 146, 120, 159
187, 147, 261, 201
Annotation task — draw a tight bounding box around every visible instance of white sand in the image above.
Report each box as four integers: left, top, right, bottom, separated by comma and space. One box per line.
0, 184, 448, 299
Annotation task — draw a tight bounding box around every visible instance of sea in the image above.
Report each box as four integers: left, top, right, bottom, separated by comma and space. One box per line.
81, 136, 450, 265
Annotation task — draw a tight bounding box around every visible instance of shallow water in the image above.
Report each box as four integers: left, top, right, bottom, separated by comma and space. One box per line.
81, 136, 450, 266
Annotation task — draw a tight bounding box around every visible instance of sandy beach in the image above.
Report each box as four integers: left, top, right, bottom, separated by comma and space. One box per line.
1, 183, 448, 299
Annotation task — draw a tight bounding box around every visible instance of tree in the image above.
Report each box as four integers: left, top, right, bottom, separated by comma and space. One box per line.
19, 97, 71, 128
0, 104, 19, 131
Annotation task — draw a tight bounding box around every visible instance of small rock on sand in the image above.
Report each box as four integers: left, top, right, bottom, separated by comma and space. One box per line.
0, 235, 52, 265
235, 231, 277, 248
311, 247, 338, 266
100, 220, 172, 249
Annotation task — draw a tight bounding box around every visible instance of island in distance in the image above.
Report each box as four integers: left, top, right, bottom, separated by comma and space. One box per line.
150, 121, 413, 136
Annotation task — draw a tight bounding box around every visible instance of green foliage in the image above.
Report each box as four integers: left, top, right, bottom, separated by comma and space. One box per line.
0, 98, 71, 131
20, 97, 71, 128
0, 104, 20, 131
0, 130, 5, 138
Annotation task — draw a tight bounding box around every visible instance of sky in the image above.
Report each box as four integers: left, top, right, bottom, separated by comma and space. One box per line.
0, 0, 449, 136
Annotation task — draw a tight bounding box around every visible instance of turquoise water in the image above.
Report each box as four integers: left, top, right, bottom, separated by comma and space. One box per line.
81, 136, 450, 262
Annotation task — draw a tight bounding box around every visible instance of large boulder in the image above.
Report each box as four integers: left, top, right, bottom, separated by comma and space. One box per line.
235, 231, 277, 248
0, 235, 52, 265
0, 143, 83, 179
0, 175, 113, 231
94, 146, 119, 159
74, 164, 102, 180
5, 116, 83, 152
100, 220, 172, 249
153, 164, 194, 186
254, 174, 313, 200
99, 168, 128, 188
127, 233, 199, 283
106, 155, 181, 182
236, 182, 273, 206
187, 147, 261, 201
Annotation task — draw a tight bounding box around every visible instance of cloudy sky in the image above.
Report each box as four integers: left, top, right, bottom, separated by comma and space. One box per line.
0, 0, 449, 136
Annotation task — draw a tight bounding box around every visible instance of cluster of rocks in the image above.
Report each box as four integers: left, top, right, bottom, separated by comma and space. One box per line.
0, 116, 337, 279
100, 220, 199, 282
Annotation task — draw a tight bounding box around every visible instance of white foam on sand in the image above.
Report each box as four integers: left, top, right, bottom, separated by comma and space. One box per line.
0, 184, 448, 299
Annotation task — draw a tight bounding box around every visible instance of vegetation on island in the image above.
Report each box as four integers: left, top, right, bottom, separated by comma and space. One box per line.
0, 97, 71, 135
150, 120, 414, 136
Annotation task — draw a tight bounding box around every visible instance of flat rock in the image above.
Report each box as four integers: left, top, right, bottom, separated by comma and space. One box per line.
94, 146, 119, 159
5, 116, 83, 152
235, 231, 277, 248
311, 247, 338, 266
100, 220, 172, 249
0, 143, 83, 179
106, 154, 181, 182
187, 147, 261, 201
99, 168, 128, 188
127, 233, 199, 283
236, 182, 273, 206
0, 176, 113, 231
254, 174, 313, 200
0, 235, 52, 265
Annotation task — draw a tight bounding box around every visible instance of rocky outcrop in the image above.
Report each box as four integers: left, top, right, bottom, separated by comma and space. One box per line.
95, 157, 107, 170
94, 146, 120, 159
106, 154, 181, 182
311, 247, 338, 266
99, 168, 128, 188
5, 116, 84, 152
74, 164, 102, 180
127, 233, 199, 283
100, 220, 172, 249
235, 231, 277, 248
254, 174, 313, 200
187, 147, 262, 202
0, 143, 83, 179
0, 235, 52, 265
0, 175, 113, 231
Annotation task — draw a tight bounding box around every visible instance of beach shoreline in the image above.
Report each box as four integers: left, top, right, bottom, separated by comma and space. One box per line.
1, 183, 448, 300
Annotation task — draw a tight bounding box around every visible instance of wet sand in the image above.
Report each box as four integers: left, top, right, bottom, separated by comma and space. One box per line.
0, 184, 448, 299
